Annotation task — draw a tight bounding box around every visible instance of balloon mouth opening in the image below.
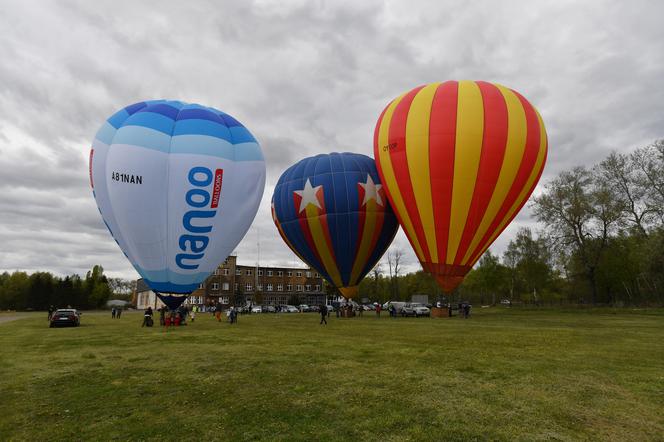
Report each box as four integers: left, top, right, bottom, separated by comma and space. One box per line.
421, 262, 471, 294
338, 286, 358, 299
155, 292, 190, 310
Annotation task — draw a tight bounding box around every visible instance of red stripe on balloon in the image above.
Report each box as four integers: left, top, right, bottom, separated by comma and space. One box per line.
428, 81, 458, 265
387, 85, 432, 264
453, 81, 509, 264
466, 91, 542, 266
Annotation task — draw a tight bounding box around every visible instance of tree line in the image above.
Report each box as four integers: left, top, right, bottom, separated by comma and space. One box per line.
0, 265, 121, 310
359, 140, 664, 306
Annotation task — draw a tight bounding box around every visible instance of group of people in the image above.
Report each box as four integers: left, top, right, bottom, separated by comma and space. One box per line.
110, 307, 123, 319
140, 305, 194, 327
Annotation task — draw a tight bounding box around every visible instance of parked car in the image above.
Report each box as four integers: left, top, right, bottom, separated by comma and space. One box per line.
400, 303, 417, 317
263, 305, 276, 313
49, 309, 81, 327
298, 304, 310, 312
412, 304, 431, 317
251, 305, 262, 314
283, 305, 299, 313
309, 305, 320, 312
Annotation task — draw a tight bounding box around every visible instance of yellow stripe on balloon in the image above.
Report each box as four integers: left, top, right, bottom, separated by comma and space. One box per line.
377, 94, 426, 261
446, 80, 485, 263
406, 83, 439, 263
305, 205, 343, 287
469, 106, 547, 265
350, 199, 377, 284
461, 84, 527, 265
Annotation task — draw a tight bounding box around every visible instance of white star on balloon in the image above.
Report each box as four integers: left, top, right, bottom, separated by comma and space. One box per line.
359, 174, 384, 206
294, 179, 324, 213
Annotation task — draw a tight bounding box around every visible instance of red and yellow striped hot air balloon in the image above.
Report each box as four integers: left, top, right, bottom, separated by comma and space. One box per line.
374, 81, 547, 293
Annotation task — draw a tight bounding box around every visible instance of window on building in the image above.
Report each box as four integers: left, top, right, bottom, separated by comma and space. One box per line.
305, 284, 311, 291
198, 283, 204, 289
258, 269, 263, 276
315, 273, 320, 278
296, 271, 302, 277
257, 284, 263, 291
277, 284, 283, 291
306, 271, 311, 278
214, 268, 219, 275
245, 283, 253, 292
222, 282, 229, 291
267, 284, 273, 291
234, 283, 239, 291
220, 296, 229, 304
277, 271, 283, 277
246, 269, 252, 276
315, 284, 321, 292
223, 269, 229, 276
212, 283, 219, 290
235, 269, 241, 276
287, 271, 292, 277
287, 284, 292, 291
267, 270, 273, 276
297, 284, 303, 292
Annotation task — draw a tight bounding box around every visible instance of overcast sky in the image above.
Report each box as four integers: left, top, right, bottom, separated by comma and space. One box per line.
1, 0, 663, 280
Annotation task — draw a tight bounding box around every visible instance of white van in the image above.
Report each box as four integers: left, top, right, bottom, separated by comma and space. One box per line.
382, 301, 406, 313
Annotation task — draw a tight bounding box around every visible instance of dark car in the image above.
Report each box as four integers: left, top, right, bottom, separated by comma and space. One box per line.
49, 309, 81, 327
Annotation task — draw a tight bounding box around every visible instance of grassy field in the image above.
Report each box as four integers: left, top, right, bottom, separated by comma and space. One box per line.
0, 308, 663, 441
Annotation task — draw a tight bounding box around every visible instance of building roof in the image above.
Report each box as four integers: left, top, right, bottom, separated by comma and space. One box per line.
136, 278, 151, 293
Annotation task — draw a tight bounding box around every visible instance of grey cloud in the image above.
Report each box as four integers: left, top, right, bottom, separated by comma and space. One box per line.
1, 0, 663, 279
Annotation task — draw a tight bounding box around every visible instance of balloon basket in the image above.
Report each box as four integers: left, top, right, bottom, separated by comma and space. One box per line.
431, 307, 452, 318
340, 309, 356, 318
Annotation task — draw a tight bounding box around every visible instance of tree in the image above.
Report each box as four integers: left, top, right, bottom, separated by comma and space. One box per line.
631, 140, 664, 224
107, 278, 135, 301
507, 228, 553, 301
533, 167, 623, 304
596, 152, 653, 236
387, 248, 404, 300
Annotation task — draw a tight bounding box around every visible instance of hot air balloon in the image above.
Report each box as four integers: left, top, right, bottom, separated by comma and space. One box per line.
374, 81, 547, 293
272, 152, 399, 298
90, 100, 265, 309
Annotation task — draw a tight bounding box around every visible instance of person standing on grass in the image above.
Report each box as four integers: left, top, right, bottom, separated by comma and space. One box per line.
215, 302, 223, 322
111, 307, 116, 319
376, 304, 381, 318
320, 304, 328, 325
159, 306, 166, 326
117, 308, 122, 319
190, 307, 196, 323
47, 305, 54, 321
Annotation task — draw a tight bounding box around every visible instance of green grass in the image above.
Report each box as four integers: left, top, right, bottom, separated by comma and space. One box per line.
1, 308, 663, 441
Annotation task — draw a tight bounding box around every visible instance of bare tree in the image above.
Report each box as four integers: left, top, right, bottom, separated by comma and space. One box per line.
387, 248, 403, 300
371, 263, 382, 299
631, 140, 664, 224
596, 152, 653, 236
107, 278, 135, 300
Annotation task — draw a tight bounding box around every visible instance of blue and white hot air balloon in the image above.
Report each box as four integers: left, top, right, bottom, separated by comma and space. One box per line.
90, 100, 265, 309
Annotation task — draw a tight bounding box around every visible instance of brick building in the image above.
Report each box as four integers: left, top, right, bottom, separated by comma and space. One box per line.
136, 255, 326, 309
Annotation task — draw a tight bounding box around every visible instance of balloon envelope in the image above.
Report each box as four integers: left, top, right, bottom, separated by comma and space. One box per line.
374, 81, 547, 292
90, 100, 265, 309
272, 152, 398, 298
